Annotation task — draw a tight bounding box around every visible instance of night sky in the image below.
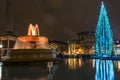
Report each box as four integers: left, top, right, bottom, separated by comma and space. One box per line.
0, 0, 120, 41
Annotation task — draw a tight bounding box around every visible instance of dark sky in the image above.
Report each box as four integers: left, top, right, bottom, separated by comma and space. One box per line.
0, 0, 120, 41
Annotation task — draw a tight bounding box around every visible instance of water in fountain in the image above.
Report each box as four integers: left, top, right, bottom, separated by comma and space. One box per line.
14, 24, 49, 49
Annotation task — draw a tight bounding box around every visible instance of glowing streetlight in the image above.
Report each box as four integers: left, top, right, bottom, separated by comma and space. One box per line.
0, 44, 2, 48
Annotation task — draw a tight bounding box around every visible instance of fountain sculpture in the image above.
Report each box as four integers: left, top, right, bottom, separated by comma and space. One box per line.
3, 24, 57, 62
95, 2, 113, 56
14, 24, 49, 49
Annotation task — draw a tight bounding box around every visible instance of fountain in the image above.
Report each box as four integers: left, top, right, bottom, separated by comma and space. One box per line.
14, 24, 49, 49
3, 24, 57, 62
95, 2, 113, 56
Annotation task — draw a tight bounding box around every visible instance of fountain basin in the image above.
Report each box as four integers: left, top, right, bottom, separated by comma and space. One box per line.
2, 49, 57, 63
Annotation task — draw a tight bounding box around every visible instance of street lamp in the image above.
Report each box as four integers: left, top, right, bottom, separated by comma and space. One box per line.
0, 43, 3, 58
0, 44, 3, 49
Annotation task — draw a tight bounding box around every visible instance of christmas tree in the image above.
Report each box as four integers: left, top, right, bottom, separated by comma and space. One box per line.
95, 2, 113, 56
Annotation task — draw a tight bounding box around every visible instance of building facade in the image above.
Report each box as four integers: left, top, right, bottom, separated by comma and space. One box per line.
68, 31, 95, 55
114, 40, 120, 55
49, 40, 68, 55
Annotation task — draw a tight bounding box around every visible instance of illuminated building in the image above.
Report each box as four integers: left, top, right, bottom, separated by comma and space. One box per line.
0, 31, 16, 49
68, 31, 95, 55
114, 40, 120, 55
49, 40, 68, 55
0, 31, 16, 57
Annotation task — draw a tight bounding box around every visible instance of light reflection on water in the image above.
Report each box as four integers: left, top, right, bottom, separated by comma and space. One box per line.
65, 58, 82, 69
1, 59, 120, 80
114, 60, 120, 71
95, 59, 114, 80
0, 62, 2, 80
2, 64, 56, 80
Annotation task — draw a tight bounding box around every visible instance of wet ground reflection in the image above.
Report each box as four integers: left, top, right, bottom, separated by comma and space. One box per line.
1, 59, 120, 80
2, 64, 55, 80
95, 59, 114, 80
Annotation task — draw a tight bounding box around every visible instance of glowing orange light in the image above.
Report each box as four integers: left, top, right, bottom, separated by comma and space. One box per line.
14, 24, 49, 49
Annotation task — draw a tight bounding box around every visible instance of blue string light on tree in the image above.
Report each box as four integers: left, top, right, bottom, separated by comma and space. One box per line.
95, 1, 113, 56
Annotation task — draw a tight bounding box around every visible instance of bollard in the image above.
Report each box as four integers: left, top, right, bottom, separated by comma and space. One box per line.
47, 62, 53, 72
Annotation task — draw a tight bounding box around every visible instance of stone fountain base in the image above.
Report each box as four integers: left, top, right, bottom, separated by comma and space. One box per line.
2, 49, 57, 63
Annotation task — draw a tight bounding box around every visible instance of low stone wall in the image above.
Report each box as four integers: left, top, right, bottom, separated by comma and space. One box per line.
6, 49, 55, 62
